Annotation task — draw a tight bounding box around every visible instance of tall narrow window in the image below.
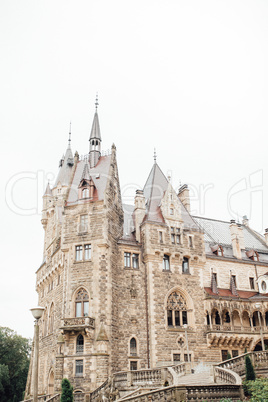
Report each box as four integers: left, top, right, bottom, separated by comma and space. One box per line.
175, 311, 180, 326
232, 275, 237, 288
84, 244, 91, 260
75, 360, 83, 376
167, 310, 173, 327
80, 215, 87, 232
82, 188, 89, 198
75, 289, 89, 317
76, 334, 84, 353
159, 231, 163, 243
249, 277, 255, 290
163, 254, 170, 271
48, 304, 54, 334
124, 252, 131, 267
171, 227, 175, 244
176, 228, 181, 244
76, 245, 83, 261
182, 257, 189, 273
189, 236, 193, 248
213, 273, 217, 285
132, 254, 139, 269
130, 338, 137, 356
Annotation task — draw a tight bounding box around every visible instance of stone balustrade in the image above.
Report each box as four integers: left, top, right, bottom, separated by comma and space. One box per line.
171, 362, 186, 376
90, 363, 185, 401
206, 324, 268, 334
217, 350, 268, 377
90, 378, 109, 401
24, 394, 60, 402
115, 384, 242, 401
214, 366, 242, 385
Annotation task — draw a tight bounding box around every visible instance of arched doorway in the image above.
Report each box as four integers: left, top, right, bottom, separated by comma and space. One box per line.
48, 370, 54, 396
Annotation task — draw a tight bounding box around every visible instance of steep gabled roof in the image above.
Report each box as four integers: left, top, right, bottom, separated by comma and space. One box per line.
67, 155, 111, 204
143, 163, 168, 222
194, 216, 268, 253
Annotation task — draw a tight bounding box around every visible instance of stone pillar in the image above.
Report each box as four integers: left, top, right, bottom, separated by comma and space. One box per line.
134, 190, 146, 242
55, 355, 64, 392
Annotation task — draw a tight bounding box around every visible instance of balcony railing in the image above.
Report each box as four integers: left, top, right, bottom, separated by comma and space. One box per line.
60, 317, 95, 331
206, 324, 268, 334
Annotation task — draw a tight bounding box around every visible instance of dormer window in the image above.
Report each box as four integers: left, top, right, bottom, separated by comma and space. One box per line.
79, 177, 95, 200
170, 207, 174, 215
211, 244, 224, 257
246, 250, 259, 261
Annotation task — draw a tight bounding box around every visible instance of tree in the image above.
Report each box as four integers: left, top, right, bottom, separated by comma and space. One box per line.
245, 354, 256, 381
0, 326, 31, 402
61, 378, 73, 402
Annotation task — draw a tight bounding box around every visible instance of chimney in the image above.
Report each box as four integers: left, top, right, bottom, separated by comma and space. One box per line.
265, 228, 268, 246
134, 190, 146, 242
229, 220, 242, 259
237, 223, 245, 250
178, 184, 190, 213
242, 215, 249, 226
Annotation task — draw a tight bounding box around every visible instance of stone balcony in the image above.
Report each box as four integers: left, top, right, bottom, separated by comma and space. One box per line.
206, 324, 268, 334
60, 317, 95, 332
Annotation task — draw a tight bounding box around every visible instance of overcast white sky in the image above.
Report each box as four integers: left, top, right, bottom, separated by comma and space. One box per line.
1, 0, 268, 339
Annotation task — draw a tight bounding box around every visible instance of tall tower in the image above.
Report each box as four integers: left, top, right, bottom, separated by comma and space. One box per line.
89, 96, 101, 168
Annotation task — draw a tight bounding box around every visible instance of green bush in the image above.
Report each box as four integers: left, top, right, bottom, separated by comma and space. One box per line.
245, 354, 256, 381
61, 378, 73, 402
244, 378, 268, 401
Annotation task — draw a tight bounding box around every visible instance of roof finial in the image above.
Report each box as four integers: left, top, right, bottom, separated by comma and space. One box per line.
153, 148, 157, 164
68, 121, 71, 148
95, 93, 99, 112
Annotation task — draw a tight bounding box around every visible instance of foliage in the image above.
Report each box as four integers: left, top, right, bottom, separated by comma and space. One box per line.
0, 326, 31, 402
226, 352, 232, 360
244, 378, 268, 401
61, 378, 73, 402
245, 354, 256, 381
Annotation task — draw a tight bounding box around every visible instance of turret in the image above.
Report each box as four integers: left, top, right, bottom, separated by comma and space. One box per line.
89, 96, 102, 168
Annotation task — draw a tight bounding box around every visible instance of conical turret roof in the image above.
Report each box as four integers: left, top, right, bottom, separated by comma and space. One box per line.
90, 112, 101, 141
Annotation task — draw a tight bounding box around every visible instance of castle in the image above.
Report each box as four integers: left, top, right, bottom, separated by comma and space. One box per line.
25, 103, 268, 399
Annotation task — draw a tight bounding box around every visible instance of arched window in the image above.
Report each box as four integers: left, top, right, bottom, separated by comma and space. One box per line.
75, 289, 89, 317
76, 334, 84, 353
43, 309, 48, 337
48, 304, 54, 333
130, 337, 137, 356
167, 291, 188, 328
215, 311, 221, 325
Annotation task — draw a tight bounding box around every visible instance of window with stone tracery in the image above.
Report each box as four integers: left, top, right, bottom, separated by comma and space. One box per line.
167, 291, 188, 328
75, 289, 89, 317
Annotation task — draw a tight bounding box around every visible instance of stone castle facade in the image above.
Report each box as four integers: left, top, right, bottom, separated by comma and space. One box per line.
25, 106, 268, 399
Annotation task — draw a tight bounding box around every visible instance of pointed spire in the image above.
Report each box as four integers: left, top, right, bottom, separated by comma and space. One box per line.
44, 182, 52, 196
153, 148, 157, 164
89, 96, 102, 167
95, 92, 99, 112
68, 121, 71, 149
